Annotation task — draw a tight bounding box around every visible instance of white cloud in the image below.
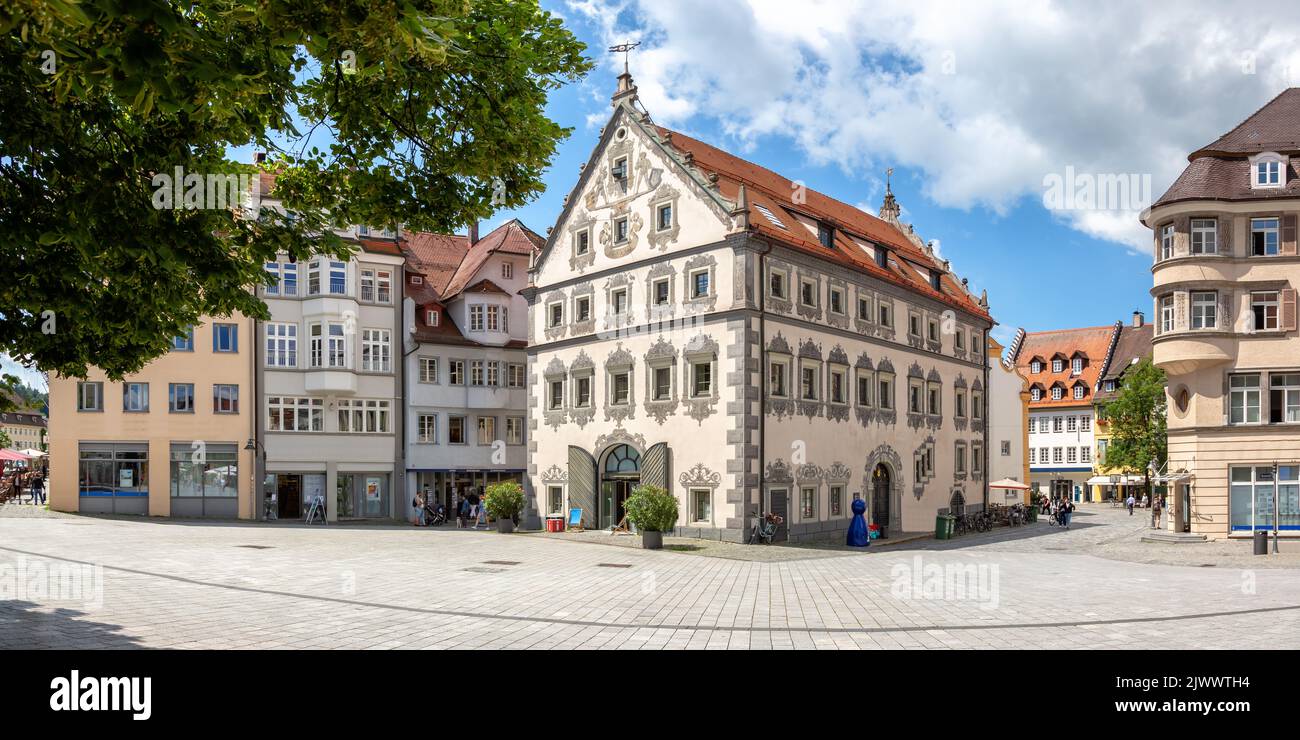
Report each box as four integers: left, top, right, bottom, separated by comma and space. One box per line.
566, 0, 1300, 250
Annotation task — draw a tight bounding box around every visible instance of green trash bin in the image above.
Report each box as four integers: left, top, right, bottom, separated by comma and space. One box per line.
1028, 505, 1039, 523
935, 514, 954, 540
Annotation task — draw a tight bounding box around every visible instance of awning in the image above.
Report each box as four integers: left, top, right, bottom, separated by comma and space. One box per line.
988, 478, 1030, 490
1086, 475, 1147, 486
1154, 472, 1193, 484
0, 449, 31, 462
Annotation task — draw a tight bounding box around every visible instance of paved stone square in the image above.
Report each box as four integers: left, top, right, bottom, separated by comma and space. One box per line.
1, 503, 1298, 649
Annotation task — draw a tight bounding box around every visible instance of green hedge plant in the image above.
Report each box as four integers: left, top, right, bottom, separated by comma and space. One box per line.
484, 481, 525, 522
624, 484, 678, 533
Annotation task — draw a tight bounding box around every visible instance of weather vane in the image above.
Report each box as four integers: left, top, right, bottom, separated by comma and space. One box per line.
609, 40, 641, 75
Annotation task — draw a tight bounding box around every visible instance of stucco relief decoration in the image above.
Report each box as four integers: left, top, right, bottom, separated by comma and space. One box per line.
682, 253, 719, 313
604, 344, 637, 424
852, 288, 873, 335
765, 260, 794, 314
826, 346, 850, 423
644, 262, 677, 321
571, 282, 595, 335
764, 458, 794, 486
824, 462, 852, 483
925, 367, 943, 431
540, 464, 568, 483
766, 333, 795, 419
647, 184, 682, 250
795, 274, 823, 322
569, 350, 596, 428
643, 336, 679, 425
795, 463, 823, 485
679, 462, 722, 491
567, 212, 596, 273
542, 357, 568, 429
912, 436, 936, 500
827, 278, 849, 330
682, 333, 721, 424
543, 289, 568, 342
594, 427, 647, 455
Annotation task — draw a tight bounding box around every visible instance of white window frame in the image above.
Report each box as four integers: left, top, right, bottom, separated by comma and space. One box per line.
265, 322, 298, 368
418, 356, 439, 384
1190, 291, 1217, 330
361, 328, 391, 373
1190, 218, 1217, 255
417, 413, 438, 443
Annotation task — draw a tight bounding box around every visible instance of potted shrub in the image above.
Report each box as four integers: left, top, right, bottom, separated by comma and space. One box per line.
484, 481, 525, 534
623, 484, 678, 549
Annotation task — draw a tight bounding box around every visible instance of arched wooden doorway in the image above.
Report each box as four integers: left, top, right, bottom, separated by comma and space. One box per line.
871, 463, 891, 538
598, 444, 640, 529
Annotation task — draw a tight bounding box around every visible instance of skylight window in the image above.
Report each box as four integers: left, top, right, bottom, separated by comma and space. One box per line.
753, 204, 787, 229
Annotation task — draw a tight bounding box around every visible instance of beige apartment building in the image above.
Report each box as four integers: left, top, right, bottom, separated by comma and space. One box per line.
1145, 88, 1300, 539
48, 316, 256, 518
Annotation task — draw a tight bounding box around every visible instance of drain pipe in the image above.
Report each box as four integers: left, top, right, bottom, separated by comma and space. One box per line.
756, 236, 772, 525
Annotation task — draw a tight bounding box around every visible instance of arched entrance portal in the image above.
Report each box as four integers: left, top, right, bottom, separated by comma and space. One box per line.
871, 463, 891, 538
599, 444, 641, 529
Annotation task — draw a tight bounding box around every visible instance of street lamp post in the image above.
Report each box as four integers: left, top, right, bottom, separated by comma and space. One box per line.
1273, 461, 1280, 555
244, 438, 266, 521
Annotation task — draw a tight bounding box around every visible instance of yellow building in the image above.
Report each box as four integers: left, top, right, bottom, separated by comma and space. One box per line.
1, 411, 46, 452
1088, 313, 1153, 502
48, 316, 256, 518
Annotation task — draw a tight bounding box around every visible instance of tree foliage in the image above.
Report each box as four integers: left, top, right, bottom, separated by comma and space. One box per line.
0, 0, 591, 407
1102, 358, 1167, 491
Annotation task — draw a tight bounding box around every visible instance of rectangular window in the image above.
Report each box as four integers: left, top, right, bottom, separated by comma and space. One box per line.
77, 381, 103, 412
575, 376, 592, 407
1256, 161, 1282, 187
418, 414, 437, 443
691, 489, 711, 523
769, 270, 786, 300
548, 486, 564, 516
506, 417, 524, 445
329, 261, 347, 295
927, 318, 939, 342
1269, 373, 1300, 424
360, 329, 391, 372
927, 383, 941, 416
1230, 465, 1299, 532
829, 367, 846, 404
448, 416, 466, 444
509, 364, 526, 388
1190, 291, 1217, 329
1159, 295, 1175, 333
829, 287, 844, 315
955, 388, 967, 418
502, 262, 514, 280
469, 305, 485, 332
801, 486, 816, 519
653, 279, 670, 306
548, 380, 564, 410
266, 396, 324, 432
909, 313, 921, 337
878, 301, 892, 328
1053, 416, 1063, 433
470, 360, 484, 386
172, 327, 194, 351
830, 485, 844, 517
426, 309, 439, 327
1160, 223, 1174, 260
972, 391, 983, 420
614, 216, 629, 244
956, 444, 966, 474
213, 384, 239, 414
487, 305, 501, 331
1190, 218, 1217, 254
691, 270, 710, 299
575, 230, 590, 256
1080, 415, 1090, 432
360, 269, 376, 302
1066, 415, 1077, 433
1252, 218, 1280, 256
1230, 374, 1260, 424
123, 383, 149, 412
576, 296, 592, 321
817, 223, 834, 248
769, 361, 788, 398
1001, 440, 1011, 456
657, 202, 673, 231
337, 399, 391, 434
449, 360, 465, 386
1066, 447, 1078, 464
549, 302, 563, 328
612, 288, 628, 315
419, 357, 439, 384
612, 372, 630, 404
1251, 291, 1279, 331
801, 364, 819, 401
856, 371, 872, 407
168, 383, 194, 413
476, 417, 495, 446
1052, 447, 1063, 465
1080, 446, 1091, 464
800, 278, 817, 307
486, 361, 500, 387
857, 296, 871, 321
878, 375, 894, 410
653, 367, 671, 400
692, 362, 712, 397
266, 323, 297, 367
909, 379, 923, 414
212, 323, 238, 353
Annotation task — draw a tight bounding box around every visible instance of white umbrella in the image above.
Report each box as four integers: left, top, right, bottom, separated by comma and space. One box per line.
988, 478, 1030, 490
19, 449, 46, 458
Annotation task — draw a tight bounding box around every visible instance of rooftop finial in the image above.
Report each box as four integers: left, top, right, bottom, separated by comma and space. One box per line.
879, 167, 901, 224
609, 41, 641, 107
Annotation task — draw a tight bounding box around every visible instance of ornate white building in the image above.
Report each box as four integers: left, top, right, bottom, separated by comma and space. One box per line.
525, 72, 995, 541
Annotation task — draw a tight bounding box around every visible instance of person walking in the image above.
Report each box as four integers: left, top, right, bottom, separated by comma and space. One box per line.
413, 490, 426, 526
1060, 498, 1074, 529
1125, 493, 1135, 516
1151, 494, 1162, 529
32, 471, 45, 506
456, 493, 469, 528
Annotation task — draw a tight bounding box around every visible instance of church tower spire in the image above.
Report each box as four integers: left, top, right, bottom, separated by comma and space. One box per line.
878, 167, 901, 225
609, 41, 641, 108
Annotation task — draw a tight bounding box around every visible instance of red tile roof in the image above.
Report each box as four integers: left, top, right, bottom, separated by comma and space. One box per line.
1192, 88, 1300, 158
1012, 325, 1118, 409
653, 126, 991, 321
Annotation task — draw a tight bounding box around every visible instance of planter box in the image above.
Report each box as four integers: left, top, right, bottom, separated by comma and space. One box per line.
641, 530, 663, 549
496, 518, 515, 534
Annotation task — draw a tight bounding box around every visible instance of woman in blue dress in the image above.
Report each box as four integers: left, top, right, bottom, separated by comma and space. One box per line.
847, 493, 870, 547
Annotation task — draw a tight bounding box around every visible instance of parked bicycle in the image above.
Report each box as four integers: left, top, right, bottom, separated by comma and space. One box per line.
748, 511, 784, 545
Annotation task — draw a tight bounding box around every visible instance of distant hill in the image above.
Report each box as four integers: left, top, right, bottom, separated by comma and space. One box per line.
3, 383, 47, 414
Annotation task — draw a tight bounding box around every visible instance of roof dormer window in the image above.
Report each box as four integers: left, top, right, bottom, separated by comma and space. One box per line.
929, 270, 941, 291
426, 309, 439, 327
875, 245, 888, 269
1250, 152, 1286, 189
817, 223, 835, 248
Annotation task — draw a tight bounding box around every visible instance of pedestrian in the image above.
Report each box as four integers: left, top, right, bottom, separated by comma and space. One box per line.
413, 490, 426, 526
1151, 495, 1162, 529
457, 494, 469, 528
1060, 498, 1074, 529
32, 471, 45, 506
1125, 493, 1135, 516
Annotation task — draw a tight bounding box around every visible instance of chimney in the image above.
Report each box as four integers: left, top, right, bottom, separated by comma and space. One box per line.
468, 222, 479, 245
1132, 310, 1144, 328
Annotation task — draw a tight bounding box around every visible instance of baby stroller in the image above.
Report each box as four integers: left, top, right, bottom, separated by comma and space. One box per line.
423, 502, 447, 526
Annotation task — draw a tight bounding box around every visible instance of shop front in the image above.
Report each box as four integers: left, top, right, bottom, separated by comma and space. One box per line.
78, 442, 149, 515
412, 469, 524, 519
